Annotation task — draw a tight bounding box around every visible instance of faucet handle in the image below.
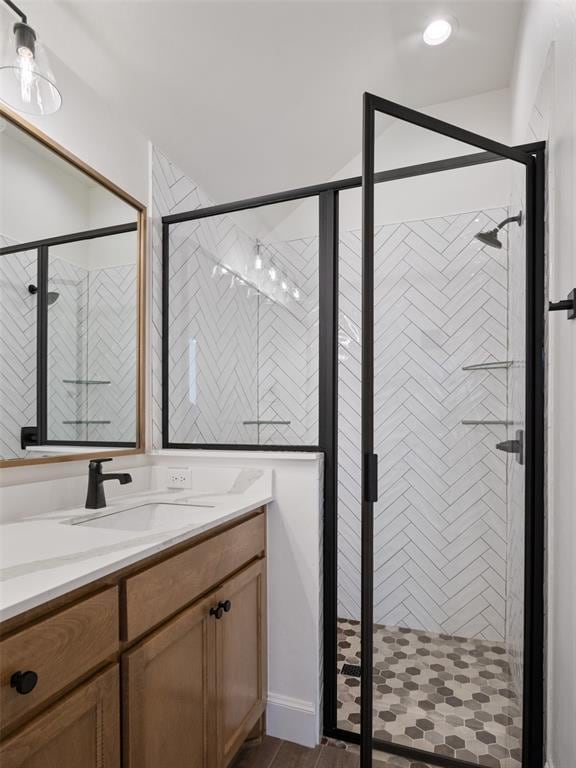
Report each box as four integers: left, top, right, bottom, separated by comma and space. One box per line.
88, 457, 113, 470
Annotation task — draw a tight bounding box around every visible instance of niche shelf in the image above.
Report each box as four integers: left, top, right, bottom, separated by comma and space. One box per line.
461, 361, 513, 371
62, 379, 111, 385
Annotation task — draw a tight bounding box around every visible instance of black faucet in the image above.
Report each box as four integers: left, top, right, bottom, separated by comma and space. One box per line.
85, 458, 133, 509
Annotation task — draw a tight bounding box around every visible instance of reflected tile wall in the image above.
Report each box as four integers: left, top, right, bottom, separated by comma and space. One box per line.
0, 236, 36, 458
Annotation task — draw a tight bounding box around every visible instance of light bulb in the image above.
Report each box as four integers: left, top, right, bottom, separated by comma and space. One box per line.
292, 288, 300, 300
254, 256, 263, 270
423, 19, 453, 46
269, 268, 277, 281
17, 45, 33, 59
281, 281, 288, 291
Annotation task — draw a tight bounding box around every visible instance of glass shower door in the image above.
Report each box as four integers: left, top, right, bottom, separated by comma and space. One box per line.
359, 94, 544, 768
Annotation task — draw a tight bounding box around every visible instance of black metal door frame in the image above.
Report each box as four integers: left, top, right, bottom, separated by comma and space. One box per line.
358, 93, 545, 768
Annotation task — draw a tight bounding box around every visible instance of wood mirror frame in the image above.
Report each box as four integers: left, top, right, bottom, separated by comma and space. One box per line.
0, 104, 147, 468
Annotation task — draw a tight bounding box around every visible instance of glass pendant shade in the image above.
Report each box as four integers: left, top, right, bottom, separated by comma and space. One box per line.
0, 22, 61, 115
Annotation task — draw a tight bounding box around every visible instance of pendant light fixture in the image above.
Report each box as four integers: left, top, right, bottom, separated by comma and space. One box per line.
0, 0, 61, 115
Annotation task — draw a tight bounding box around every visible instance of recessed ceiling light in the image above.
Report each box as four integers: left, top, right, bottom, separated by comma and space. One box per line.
423, 18, 453, 46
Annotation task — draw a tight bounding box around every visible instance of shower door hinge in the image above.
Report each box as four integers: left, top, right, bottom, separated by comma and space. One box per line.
364, 453, 379, 503
549, 288, 575, 319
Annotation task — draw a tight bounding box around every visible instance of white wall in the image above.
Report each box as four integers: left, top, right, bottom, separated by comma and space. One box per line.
511, 3, 576, 767
274, 89, 513, 241
0, 123, 138, 268
0, 128, 90, 244
0, 17, 149, 209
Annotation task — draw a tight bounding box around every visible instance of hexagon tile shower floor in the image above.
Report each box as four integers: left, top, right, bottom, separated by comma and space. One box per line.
336, 619, 522, 768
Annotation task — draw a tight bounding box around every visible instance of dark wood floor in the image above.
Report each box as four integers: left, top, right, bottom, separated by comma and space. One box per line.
231, 737, 359, 768
231, 737, 434, 768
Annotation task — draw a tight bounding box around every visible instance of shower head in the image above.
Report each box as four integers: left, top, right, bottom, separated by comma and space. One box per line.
475, 228, 503, 250
475, 212, 523, 250
27, 284, 60, 305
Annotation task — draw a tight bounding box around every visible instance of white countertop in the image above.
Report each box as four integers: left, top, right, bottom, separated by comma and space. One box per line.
0, 469, 272, 623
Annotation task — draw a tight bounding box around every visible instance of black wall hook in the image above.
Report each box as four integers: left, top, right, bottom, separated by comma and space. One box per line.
549, 288, 575, 320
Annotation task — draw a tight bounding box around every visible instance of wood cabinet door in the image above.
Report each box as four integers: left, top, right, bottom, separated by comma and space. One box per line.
122, 594, 216, 768
0, 665, 120, 768
215, 559, 266, 767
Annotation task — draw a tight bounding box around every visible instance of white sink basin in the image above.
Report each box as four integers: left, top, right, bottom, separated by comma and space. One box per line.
71, 503, 221, 532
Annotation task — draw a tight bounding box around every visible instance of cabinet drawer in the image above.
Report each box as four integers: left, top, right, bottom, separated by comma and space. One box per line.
0, 588, 119, 732
124, 512, 265, 642
0, 665, 120, 768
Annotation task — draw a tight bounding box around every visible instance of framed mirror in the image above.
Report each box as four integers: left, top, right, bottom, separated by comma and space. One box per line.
0, 105, 146, 466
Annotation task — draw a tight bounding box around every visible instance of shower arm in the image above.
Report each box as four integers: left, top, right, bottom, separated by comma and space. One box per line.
496, 214, 522, 231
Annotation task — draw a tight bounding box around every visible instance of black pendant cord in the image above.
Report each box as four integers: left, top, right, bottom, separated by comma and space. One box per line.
2, 0, 27, 23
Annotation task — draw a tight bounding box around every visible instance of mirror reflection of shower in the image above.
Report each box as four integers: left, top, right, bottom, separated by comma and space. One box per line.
475, 211, 523, 249
27, 283, 60, 306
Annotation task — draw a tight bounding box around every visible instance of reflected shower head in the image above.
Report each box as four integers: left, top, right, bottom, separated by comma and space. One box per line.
475, 212, 523, 250
27, 284, 60, 305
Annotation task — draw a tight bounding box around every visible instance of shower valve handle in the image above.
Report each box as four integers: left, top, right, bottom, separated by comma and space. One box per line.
496, 430, 524, 465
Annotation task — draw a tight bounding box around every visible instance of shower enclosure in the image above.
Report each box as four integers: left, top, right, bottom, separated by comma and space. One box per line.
161, 95, 545, 768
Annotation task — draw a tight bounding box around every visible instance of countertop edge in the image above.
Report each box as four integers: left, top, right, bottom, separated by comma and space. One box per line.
0, 496, 271, 624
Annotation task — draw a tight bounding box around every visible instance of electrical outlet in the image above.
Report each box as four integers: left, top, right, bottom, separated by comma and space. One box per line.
166, 467, 192, 489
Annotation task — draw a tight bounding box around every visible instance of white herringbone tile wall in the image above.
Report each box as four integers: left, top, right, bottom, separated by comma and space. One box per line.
47, 257, 89, 442
151, 149, 214, 448
167, 218, 259, 444
337, 209, 510, 642
257, 238, 319, 446
0, 238, 37, 458
85, 265, 137, 443
154, 147, 320, 447
47, 261, 137, 444
0, 242, 137, 455
152, 149, 519, 646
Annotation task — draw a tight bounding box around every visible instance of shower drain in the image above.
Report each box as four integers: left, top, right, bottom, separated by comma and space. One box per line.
341, 663, 361, 677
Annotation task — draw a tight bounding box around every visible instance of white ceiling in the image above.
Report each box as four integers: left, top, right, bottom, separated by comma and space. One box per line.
26, 0, 524, 205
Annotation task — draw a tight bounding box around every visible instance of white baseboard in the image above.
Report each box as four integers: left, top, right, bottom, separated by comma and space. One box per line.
266, 693, 319, 748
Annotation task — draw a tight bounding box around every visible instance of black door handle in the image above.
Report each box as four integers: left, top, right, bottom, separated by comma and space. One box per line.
10, 670, 38, 695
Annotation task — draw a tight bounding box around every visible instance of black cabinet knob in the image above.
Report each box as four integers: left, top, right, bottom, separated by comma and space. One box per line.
10, 670, 38, 695
209, 600, 232, 620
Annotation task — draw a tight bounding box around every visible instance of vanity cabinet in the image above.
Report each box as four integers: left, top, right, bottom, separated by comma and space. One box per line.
0, 509, 267, 768
123, 595, 214, 768
215, 560, 266, 767
0, 665, 120, 768
123, 558, 266, 768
